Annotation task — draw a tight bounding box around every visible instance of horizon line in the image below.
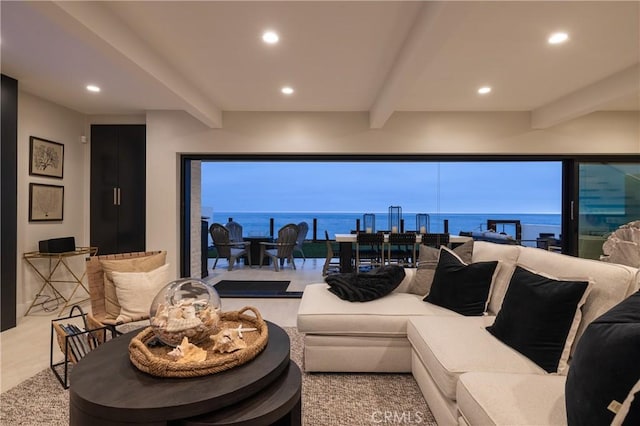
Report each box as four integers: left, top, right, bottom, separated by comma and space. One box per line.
206, 210, 562, 215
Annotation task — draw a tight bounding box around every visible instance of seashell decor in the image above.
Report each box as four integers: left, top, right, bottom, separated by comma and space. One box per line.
210, 329, 247, 353
167, 336, 207, 363
150, 278, 221, 346
210, 325, 257, 353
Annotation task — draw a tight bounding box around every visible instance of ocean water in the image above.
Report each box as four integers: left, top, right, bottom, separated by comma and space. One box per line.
205, 212, 561, 245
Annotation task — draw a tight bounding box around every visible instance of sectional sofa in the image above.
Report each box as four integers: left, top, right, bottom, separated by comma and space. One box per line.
297, 241, 639, 425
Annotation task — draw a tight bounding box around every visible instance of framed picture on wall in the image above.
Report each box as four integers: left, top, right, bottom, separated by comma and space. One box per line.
29, 183, 64, 221
29, 136, 64, 179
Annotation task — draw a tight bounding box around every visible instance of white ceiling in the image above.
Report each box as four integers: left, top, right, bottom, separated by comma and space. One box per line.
2, 1, 639, 129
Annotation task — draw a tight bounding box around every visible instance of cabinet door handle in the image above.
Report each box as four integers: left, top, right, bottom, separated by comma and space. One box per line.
113, 188, 118, 205
117, 188, 121, 206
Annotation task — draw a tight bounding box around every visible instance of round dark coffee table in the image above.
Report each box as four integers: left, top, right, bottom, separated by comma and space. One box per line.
69, 322, 301, 426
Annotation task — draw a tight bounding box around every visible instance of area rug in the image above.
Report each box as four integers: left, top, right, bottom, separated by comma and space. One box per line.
214, 280, 304, 298
0, 328, 435, 426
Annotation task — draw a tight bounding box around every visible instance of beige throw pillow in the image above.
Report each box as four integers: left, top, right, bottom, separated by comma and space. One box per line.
408, 240, 474, 296
111, 263, 170, 324
101, 252, 167, 321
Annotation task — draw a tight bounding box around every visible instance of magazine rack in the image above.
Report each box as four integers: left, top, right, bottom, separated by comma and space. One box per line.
50, 305, 114, 388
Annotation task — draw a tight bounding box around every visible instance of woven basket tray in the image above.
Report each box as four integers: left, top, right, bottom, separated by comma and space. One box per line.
128, 306, 268, 378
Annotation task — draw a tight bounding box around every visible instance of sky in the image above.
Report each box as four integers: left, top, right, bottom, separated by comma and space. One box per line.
201, 161, 562, 214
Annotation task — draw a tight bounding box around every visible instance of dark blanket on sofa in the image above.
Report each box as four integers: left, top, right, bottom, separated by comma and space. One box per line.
325, 265, 406, 302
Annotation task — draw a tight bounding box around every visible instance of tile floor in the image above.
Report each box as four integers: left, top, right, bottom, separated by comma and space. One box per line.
0, 256, 325, 392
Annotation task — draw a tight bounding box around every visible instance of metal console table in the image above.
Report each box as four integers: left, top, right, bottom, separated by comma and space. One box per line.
23, 247, 98, 316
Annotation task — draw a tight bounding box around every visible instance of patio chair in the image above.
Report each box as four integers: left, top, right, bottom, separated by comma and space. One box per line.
209, 223, 251, 271
322, 230, 341, 276
293, 221, 309, 261
225, 220, 244, 243
387, 232, 418, 267
225, 219, 247, 266
355, 232, 384, 273
259, 223, 299, 271
421, 233, 450, 248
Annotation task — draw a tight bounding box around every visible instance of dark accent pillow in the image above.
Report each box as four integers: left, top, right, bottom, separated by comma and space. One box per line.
486, 266, 589, 374
423, 247, 497, 316
325, 265, 406, 302
410, 240, 474, 296
565, 291, 640, 426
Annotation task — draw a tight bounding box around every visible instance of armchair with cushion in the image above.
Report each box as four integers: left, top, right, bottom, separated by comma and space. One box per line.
260, 223, 299, 271
209, 223, 251, 271
86, 250, 167, 334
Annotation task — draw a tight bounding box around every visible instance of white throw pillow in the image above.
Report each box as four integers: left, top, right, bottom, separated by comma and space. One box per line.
111, 263, 170, 323
101, 251, 167, 320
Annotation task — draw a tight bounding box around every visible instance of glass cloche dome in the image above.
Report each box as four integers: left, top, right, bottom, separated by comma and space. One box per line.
149, 278, 221, 346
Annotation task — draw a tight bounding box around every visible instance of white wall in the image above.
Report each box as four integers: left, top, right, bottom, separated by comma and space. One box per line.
17, 92, 88, 315
146, 109, 640, 276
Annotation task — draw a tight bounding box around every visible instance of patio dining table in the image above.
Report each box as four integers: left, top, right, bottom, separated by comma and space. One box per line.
334, 233, 472, 273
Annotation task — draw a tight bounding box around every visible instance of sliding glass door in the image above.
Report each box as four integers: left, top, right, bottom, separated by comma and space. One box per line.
577, 162, 640, 259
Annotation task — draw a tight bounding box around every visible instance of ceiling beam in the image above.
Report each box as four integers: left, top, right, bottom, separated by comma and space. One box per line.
531, 63, 640, 129
369, 2, 461, 129
51, 1, 222, 128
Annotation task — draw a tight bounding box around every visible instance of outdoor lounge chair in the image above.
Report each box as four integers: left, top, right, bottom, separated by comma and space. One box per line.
225, 220, 244, 243
260, 223, 299, 271
209, 223, 251, 271
293, 221, 309, 261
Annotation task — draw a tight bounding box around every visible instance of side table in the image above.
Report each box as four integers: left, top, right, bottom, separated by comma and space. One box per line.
243, 236, 274, 266
23, 247, 98, 316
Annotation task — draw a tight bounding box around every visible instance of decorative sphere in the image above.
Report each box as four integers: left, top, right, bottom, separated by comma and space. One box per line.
149, 278, 221, 346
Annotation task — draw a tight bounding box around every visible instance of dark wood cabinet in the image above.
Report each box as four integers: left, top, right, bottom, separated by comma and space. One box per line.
90, 125, 146, 254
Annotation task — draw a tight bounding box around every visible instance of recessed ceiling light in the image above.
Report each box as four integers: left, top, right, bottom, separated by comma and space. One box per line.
86, 84, 101, 93
281, 86, 294, 95
262, 31, 279, 44
478, 86, 492, 95
548, 32, 569, 44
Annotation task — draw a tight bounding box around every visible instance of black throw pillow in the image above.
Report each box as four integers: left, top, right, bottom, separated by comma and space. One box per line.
325, 265, 405, 302
565, 290, 640, 426
486, 266, 589, 374
614, 380, 640, 426
423, 247, 497, 316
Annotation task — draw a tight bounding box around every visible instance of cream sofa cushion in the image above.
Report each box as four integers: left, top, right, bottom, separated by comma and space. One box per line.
471, 241, 520, 315
297, 283, 458, 336
407, 316, 546, 400
393, 267, 416, 293
457, 372, 567, 426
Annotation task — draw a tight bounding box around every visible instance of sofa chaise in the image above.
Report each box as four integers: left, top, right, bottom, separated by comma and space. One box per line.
297, 241, 640, 425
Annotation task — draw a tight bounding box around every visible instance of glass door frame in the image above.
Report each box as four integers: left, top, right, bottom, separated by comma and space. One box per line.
181, 153, 639, 274
565, 156, 640, 258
